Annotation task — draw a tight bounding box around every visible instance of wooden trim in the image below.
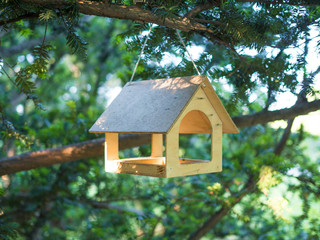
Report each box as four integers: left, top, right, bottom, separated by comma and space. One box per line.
105, 160, 166, 177
212, 122, 222, 171
201, 78, 239, 134
110, 157, 165, 165
165, 129, 179, 177
179, 159, 210, 164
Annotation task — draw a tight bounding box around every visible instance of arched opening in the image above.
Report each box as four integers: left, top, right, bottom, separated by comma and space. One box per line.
178, 110, 212, 164
179, 110, 212, 134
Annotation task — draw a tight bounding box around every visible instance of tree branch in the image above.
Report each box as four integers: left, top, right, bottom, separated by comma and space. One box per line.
0, 13, 39, 26
192, 18, 227, 28
0, 99, 319, 175
274, 118, 294, 155
90, 201, 146, 217
6, 0, 319, 57
0, 134, 151, 175
233, 99, 320, 129
21, 0, 212, 33
185, 2, 219, 19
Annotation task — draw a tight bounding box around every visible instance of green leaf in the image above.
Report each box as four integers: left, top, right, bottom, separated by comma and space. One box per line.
19, 28, 32, 37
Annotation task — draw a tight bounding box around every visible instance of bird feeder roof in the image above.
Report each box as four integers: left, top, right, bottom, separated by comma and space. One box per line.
89, 75, 238, 134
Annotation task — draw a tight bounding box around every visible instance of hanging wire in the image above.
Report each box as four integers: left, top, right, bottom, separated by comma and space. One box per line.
175, 29, 201, 75
129, 25, 202, 83
129, 24, 153, 83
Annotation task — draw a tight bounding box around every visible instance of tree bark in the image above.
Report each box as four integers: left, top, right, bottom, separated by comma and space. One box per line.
0, 134, 150, 175
232, 99, 320, 128
21, 0, 211, 33
10, 0, 317, 54
17, 0, 320, 29
90, 201, 145, 217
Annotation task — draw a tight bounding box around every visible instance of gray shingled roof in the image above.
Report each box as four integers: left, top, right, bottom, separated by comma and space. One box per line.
89, 75, 239, 134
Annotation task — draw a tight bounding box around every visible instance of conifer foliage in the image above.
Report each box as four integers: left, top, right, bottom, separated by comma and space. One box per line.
0, 1, 320, 239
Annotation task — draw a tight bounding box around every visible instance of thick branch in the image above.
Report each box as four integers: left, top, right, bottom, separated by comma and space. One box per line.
274, 118, 294, 155
21, 0, 211, 33
0, 134, 150, 175
233, 99, 320, 129
0, 13, 39, 26
90, 201, 145, 217
192, 18, 227, 27
18, 0, 316, 57
185, 2, 219, 18
18, 0, 320, 28
0, 99, 319, 175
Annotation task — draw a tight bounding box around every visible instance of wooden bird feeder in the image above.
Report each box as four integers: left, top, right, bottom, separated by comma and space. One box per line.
89, 75, 238, 178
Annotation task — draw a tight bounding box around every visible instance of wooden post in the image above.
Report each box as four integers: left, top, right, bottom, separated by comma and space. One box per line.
165, 127, 180, 177
212, 123, 222, 171
105, 133, 119, 160
151, 134, 163, 157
